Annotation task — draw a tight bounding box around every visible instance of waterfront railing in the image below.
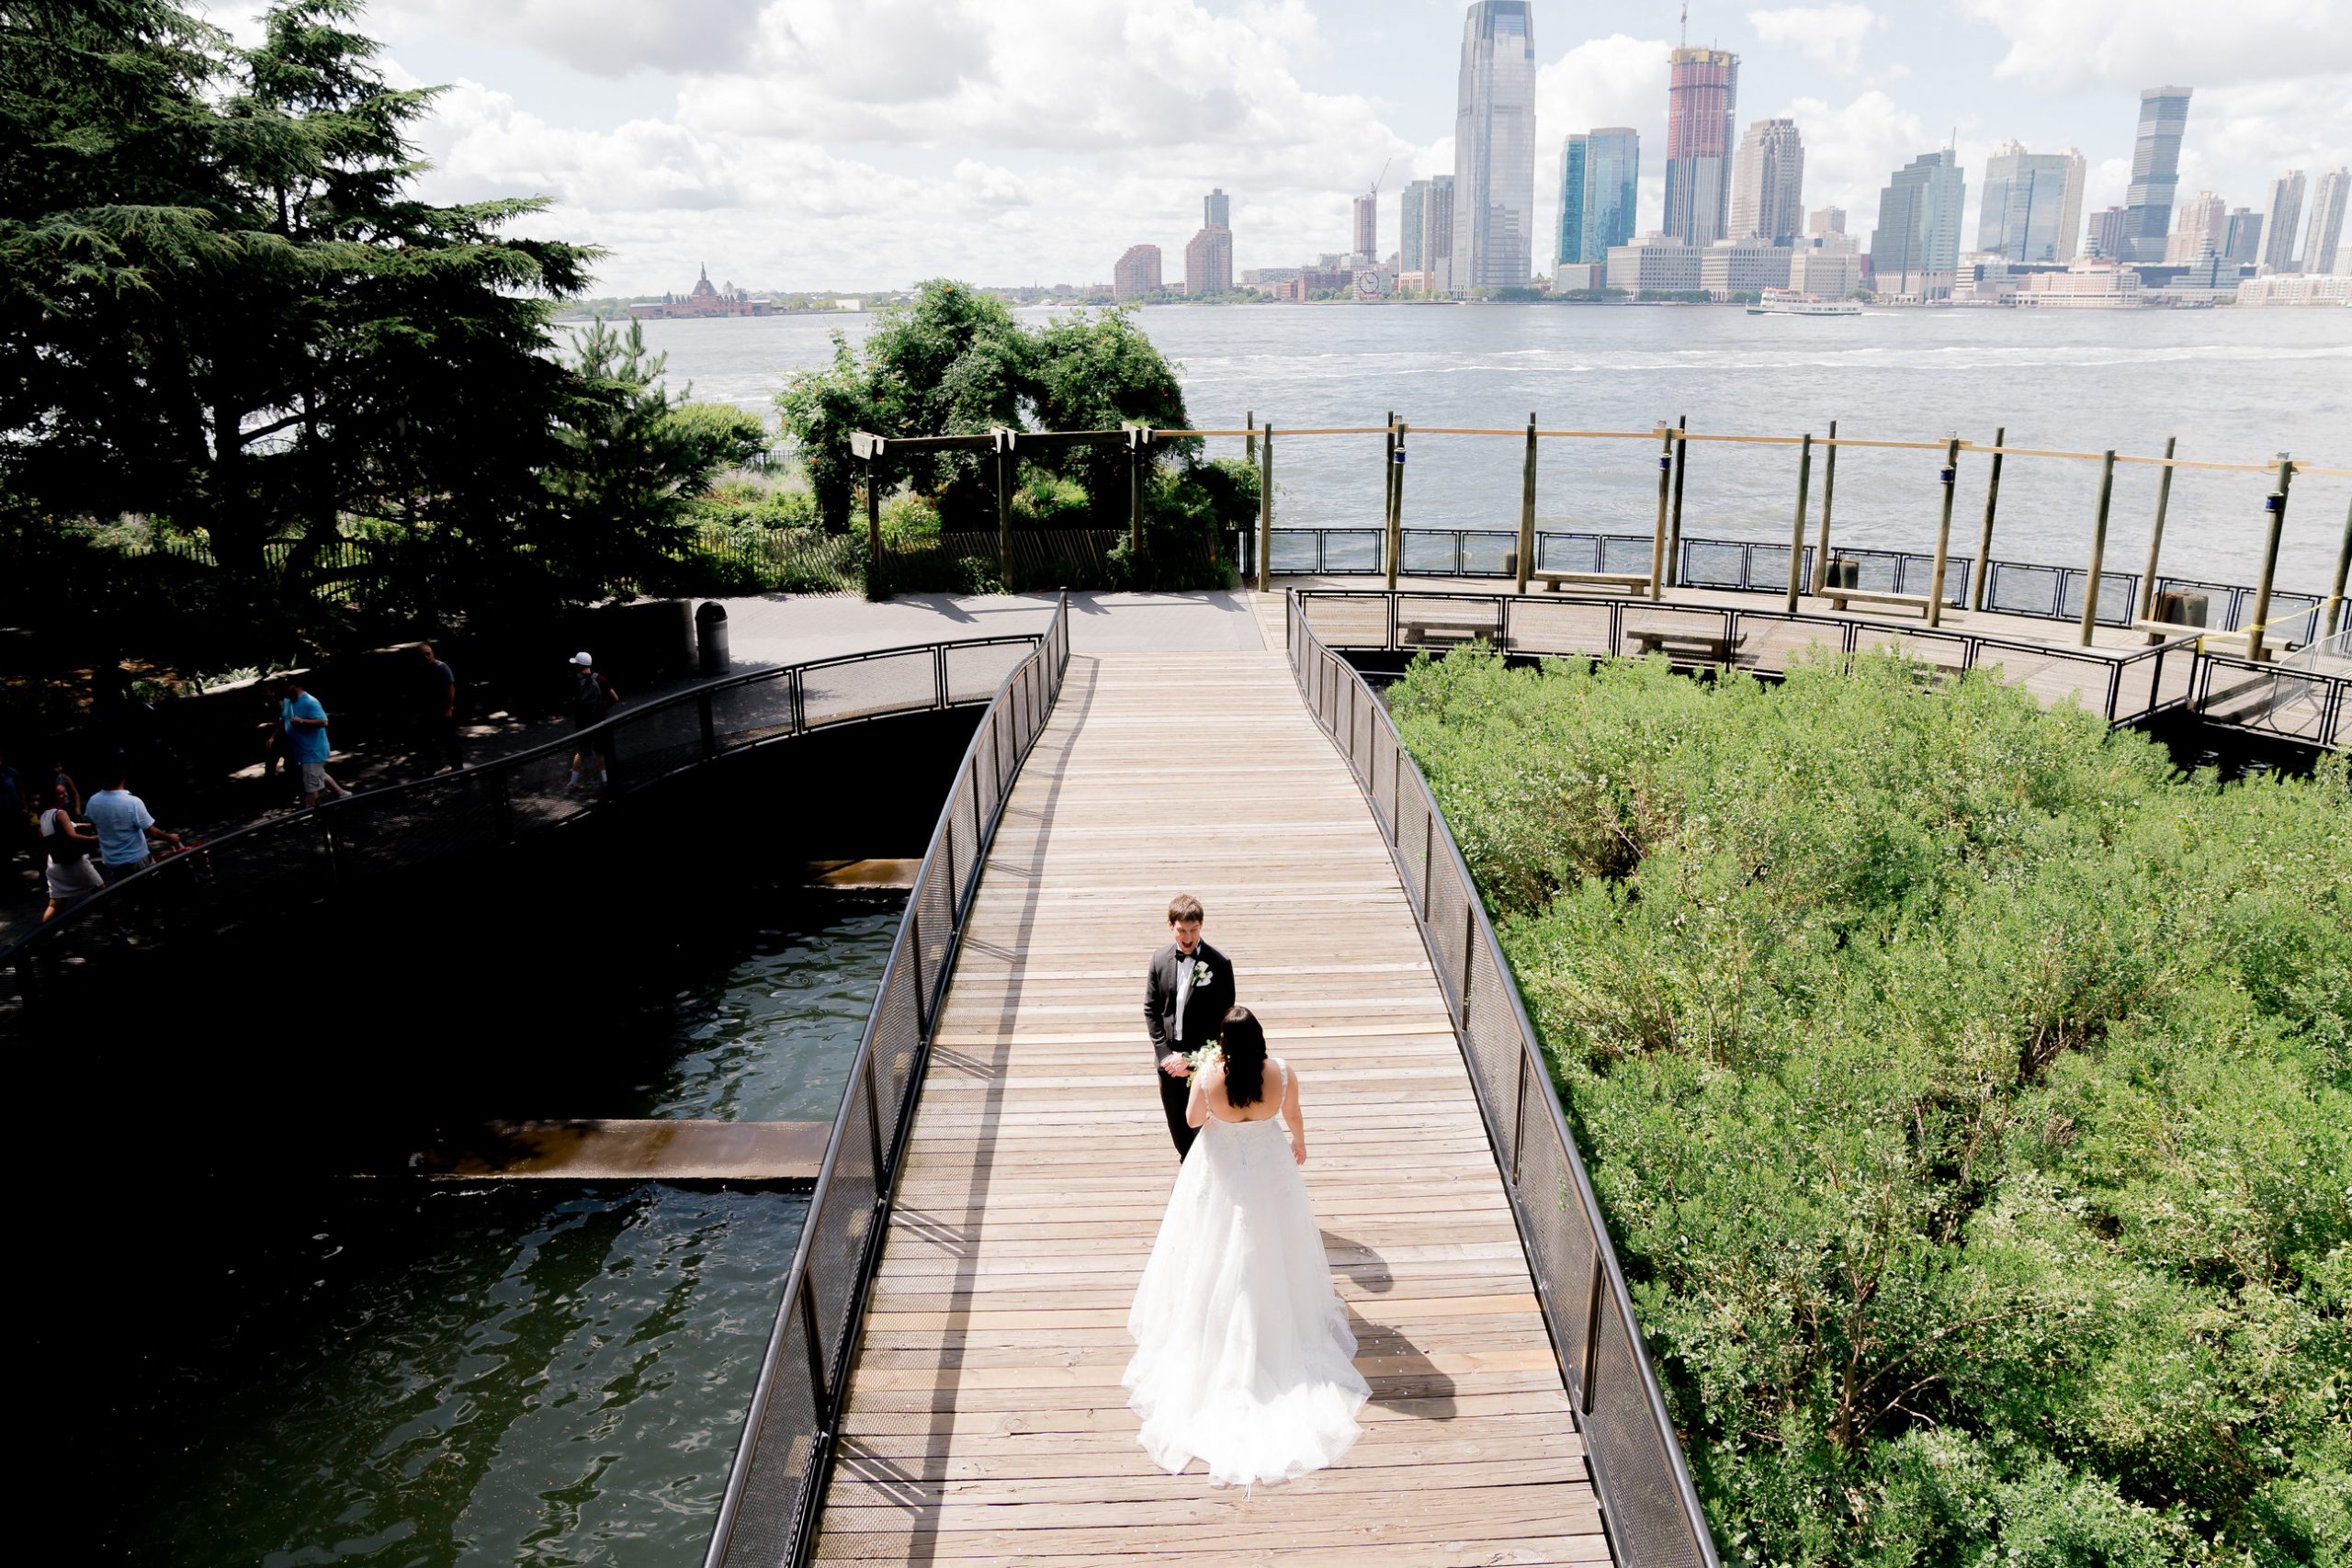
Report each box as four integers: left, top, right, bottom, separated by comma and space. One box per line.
703, 595, 1073, 1568
1283, 589, 1722, 1568
2, 630, 1048, 995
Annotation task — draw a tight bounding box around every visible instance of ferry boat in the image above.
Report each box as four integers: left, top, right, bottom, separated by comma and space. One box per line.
1748, 288, 1862, 317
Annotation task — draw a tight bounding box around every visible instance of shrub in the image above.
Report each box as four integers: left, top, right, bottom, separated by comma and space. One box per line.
1393, 646, 2352, 1568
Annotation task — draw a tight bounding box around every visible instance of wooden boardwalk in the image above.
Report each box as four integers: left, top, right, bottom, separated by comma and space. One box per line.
815, 648, 1611, 1566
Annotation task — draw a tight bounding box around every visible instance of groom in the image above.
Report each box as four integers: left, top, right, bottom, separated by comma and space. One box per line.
1144, 894, 1238, 1160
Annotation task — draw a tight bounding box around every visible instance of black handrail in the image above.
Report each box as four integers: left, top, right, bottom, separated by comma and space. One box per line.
4, 630, 1048, 978
703, 594, 1073, 1568
1283, 589, 1719, 1568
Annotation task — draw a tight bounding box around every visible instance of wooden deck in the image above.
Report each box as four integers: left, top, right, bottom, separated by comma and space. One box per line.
814, 649, 1611, 1566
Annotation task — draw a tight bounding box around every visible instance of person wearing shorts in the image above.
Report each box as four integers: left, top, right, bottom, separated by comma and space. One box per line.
280, 676, 348, 807
567, 651, 622, 791
85, 771, 180, 884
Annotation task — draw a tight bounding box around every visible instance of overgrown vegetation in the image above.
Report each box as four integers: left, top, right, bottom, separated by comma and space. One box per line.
1391, 648, 2350, 1568
778, 280, 1254, 595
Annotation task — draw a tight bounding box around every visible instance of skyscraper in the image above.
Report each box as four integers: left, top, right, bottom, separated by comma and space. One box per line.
2303, 168, 2349, 274
1184, 223, 1232, 296
2223, 208, 2264, 264
1726, 118, 1804, 243
1401, 180, 1430, 274
1421, 174, 1456, 291
1867, 150, 1965, 299
1204, 188, 1230, 229
1583, 130, 1640, 263
2164, 191, 2227, 263
2121, 86, 2191, 263
2263, 171, 2305, 272
1809, 206, 1845, 236
1451, 2, 1538, 292
2085, 206, 2130, 260
1352, 192, 1379, 260
1663, 46, 1738, 247
1976, 141, 2086, 264
1114, 244, 1162, 299
1556, 135, 1589, 265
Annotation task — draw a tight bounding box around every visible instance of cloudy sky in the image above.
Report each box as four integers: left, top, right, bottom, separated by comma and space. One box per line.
206, 1, 2352, 294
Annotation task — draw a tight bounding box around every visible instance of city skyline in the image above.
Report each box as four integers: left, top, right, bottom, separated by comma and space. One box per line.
238, 1, 2352, 292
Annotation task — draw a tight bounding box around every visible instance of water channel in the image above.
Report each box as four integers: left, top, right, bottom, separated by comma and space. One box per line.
105, 888, 903, 1567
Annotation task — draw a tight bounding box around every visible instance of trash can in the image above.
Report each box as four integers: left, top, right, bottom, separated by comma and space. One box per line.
695, 601, 730, 675
2152, 589, 2207, 628
1824, 556, 1861, 590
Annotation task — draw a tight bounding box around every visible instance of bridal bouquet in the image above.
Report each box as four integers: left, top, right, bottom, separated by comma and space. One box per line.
1184, 1043, 1223, 1077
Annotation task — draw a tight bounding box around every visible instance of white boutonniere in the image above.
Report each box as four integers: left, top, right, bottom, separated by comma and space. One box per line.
1191, 960, 1214, 987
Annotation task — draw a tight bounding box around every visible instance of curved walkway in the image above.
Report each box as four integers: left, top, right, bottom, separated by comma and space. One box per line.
813, 647, 1608, 1565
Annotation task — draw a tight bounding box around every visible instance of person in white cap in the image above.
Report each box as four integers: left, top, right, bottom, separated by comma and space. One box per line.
567, 651, 622, 791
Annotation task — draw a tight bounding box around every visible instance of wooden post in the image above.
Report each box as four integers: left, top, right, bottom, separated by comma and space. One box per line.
1927, 436, 1961, 629
865, 450, 883, 584
2135, 435, 2177, 631
1811, 418, 1839, 593
1384, 412, 1399, 590
1246, 409, 1257, 464
2244, 457, 2293, 662
1783, 434, 1813, 612
1969, 425, 2007, 612
1516, 412, 1537, 595
994, 428, 1012, 586
1666, 414, 1689, 587
1648, 424, 1673, 601
1255, 423, 1275, 593
2329, 492, 2350, 639
1128, 428, 1147, 554
2076, 449, 2117, 648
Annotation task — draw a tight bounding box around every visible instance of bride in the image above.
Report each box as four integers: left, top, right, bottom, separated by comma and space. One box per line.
1123, 1006, 1371, 1485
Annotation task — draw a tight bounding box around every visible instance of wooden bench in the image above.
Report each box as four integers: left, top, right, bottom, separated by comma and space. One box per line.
1401, 619, 1511, 649
1628, 626, 1736, 663
1530, 570, 1653, 594
1824, 587, 1959, 619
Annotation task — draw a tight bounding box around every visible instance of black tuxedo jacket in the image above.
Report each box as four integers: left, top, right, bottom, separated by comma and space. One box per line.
1144, 940, 1237, 1064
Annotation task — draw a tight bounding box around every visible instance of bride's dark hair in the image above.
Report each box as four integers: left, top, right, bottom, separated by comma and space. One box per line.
1219, 1007, 1267, 1107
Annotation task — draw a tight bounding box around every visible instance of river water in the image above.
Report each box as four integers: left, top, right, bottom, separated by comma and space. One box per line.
109, 890, 902, 1567
613, 303, 2351, 591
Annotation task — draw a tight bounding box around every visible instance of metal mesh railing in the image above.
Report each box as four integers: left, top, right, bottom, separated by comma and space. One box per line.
1282, 591, 1721, 1568
703, 594, 1072, 1568
2188, 607, 2348, 749
4, 631, 1046, 1007
1296, 587, 2212, 735
1260, 526, 2333, 635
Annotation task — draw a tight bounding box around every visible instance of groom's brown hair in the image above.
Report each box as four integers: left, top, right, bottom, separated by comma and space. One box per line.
1168, 894, 1204, 924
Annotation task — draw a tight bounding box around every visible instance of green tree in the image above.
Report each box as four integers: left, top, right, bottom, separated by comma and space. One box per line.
3, 0, 594, 647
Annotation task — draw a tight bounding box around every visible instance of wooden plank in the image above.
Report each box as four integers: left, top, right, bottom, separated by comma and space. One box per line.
810, 649, 1609, 1566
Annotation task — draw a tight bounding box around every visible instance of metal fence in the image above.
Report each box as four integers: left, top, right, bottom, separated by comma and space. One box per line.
1248, 526, 2325, 634
703, 595, 1073, 1568
3, 629, 1048, 1000
1282, 590, 1720, 1568
1295, 587, 2204, 732
2187, 607, 2349, 749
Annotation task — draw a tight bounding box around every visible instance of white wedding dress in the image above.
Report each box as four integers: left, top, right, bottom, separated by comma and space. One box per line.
1123, 1060, 1371, 1485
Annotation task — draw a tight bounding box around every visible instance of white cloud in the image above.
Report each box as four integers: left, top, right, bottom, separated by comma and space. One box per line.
1748, 6, 1881, 77
369, 0, 770, 78
1959, 0, 2352, 92
1774, 89, 1928, 238
1535, 34, 1671, 253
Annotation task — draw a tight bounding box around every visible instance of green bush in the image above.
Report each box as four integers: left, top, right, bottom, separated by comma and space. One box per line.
1392, 647, 2351, 1568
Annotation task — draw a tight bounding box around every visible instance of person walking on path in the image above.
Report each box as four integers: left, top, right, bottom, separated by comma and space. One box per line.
280, 676, 348, 807
37, 781, 106, 920
566, 651, 621, 792
85, 771, 181, 885
414, 643, 463, 775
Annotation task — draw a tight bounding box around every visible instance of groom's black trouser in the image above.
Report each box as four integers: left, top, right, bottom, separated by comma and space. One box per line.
1158, 1068, 1197, 1161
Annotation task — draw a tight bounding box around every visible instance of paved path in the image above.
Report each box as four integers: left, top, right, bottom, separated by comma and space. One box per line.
812, 645, 1607, 1565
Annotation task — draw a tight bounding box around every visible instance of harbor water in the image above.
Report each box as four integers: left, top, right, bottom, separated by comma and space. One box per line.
610, 303, 2351, 592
